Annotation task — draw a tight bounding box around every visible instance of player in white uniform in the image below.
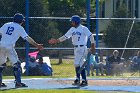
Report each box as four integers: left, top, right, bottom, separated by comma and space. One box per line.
0, 13, 44, 88
49, 15, 95, 86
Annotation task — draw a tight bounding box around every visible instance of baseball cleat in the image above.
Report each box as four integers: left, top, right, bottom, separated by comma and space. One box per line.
0, 83, 7, 87
80, 80, 88, 87
72, 79, 80, 86
15, 82, 28, 88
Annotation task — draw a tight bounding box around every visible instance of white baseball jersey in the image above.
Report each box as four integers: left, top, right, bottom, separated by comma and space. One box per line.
0, 22, 28, 65
0, 22, 28, 48
64, 24, 92, 46
64, 24, 92, 67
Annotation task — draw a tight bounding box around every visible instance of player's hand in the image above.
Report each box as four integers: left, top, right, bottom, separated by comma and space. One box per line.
48, 38, 58, 44
88, 48, 95, 54
90, 43, 95, 54
37, 44, 44, 50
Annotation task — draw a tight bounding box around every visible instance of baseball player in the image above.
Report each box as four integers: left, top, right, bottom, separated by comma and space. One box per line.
0, 13, 44, 88
49, 15, 95, 86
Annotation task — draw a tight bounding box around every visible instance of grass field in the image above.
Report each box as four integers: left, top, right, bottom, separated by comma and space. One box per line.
50, 59, 76, 78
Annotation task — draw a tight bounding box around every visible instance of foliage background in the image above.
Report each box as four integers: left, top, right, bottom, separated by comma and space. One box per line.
0, 0, 139, 48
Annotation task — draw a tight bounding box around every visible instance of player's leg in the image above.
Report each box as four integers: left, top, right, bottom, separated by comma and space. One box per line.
80, 67, 88, 86
0, 64, 7, 87
13, 62, 21, 84
75, 66, 80, 80
8, 48, 28, 88
72, 66, 80, 85
79, 46, 88, 86
72, 48, 80, 85
0, 47, 7, 87
80, 63, 88, 86
13, 62, 27, 88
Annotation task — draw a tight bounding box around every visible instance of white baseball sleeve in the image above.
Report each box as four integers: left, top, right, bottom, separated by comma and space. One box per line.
58, 35, 67, 42
90, 34, 95, 43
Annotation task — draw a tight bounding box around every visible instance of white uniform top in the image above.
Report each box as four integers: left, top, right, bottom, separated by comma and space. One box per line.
65, 24, 92, 45
0, 22, 28, 48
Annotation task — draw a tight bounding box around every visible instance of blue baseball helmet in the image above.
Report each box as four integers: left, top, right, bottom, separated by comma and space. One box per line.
70, 15, 81, 24
13, 13, 25, 23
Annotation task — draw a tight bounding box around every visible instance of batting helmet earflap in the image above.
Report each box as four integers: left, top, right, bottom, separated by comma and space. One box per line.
70, 15, 81, 25
13, 13, 25, 23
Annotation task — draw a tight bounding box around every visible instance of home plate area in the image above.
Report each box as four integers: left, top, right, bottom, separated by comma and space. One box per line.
1, 78, 140, 92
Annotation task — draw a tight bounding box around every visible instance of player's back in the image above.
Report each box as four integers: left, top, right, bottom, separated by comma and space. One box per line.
0, 22, 25, 48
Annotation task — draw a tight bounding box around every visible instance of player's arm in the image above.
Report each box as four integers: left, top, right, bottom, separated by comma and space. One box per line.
19, 27, 43, 50
48, 28, 73, 44
90, 34, 95, 54
83, 27, 95, 54
58, 35, 68, 42
49, 35, 68, 44
25, 36, 44, 50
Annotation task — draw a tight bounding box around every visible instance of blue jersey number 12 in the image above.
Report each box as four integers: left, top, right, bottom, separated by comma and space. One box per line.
6, 27, 14, 35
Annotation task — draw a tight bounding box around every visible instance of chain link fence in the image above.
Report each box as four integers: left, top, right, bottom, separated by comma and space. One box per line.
0, 0, 140, 78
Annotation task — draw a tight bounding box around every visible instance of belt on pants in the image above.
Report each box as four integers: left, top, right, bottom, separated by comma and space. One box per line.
74, 45, 86, 47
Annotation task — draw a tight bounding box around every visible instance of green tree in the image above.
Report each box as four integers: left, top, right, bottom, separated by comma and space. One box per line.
104, 4, 137, 48
132, 23, 140, 48
0, 0, 62, 48
48, 0, 86, 17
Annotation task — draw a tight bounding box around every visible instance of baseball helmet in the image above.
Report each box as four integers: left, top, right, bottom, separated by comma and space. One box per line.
13, 13, 25, 23
70, 15, 81, 24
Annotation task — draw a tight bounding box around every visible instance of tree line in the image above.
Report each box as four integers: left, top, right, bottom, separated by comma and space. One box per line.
0, 0, 139, 49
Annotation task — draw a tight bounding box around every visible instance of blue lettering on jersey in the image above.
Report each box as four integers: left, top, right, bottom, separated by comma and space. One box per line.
6, 26, 14, 35
72, 32, 81, 41
72, 32, 81, 36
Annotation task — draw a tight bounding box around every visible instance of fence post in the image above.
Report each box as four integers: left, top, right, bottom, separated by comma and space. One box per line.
95, 0, 99, 55
25, 0, 29, 76
95, 0, 99, 75
86, 0, 91, 76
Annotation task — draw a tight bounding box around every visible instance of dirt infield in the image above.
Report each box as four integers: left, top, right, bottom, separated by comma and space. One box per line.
48, 79, 140, 86
1, 78, 140, 92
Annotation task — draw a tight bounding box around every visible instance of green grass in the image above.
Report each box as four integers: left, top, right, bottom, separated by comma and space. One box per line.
0, 89, 138, 93
50, 59, 75, 78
